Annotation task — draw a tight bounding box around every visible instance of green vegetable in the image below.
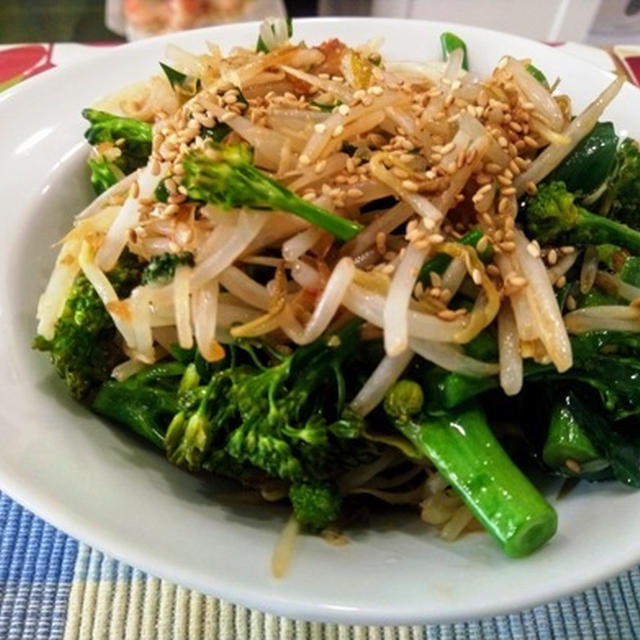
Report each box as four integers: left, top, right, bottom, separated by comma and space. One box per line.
418, 228, 491, 283
91, 319, 366, 492
200, 122, 232, 143
620, 256, 640, 287
546, 391, 640, 487
256, 17, 292, 53
426, 330, 640, 421
310, 100, 342, 112
600, 138, 640, 227
525, 181, 640, 254
33, 251, 144, 401
87, 156, 119, 195
289, 482, 342, 531
159, 62, 200, 96
180, 144, 363, 241
384, 381, 557, 558
542, 392, 607, 475
141, 251, 195, 285
93, 362, 186, 448
82, 108, 152, 174
525, 63, 549, 88
547, 122, 618, 198
440, 32, 468, 71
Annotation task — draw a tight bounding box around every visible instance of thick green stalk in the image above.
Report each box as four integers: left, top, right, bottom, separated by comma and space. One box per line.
386, 386, 557, 557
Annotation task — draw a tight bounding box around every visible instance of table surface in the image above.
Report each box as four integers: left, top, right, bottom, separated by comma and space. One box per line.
2, 39, 640, 640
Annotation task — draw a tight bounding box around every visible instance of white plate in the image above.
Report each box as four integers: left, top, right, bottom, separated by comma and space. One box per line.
1, 18, 640, 625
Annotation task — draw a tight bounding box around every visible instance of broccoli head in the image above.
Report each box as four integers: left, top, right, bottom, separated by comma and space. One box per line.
141, 251, 195, 285
82, 109, 152, 194
525, 181, 640, 254
180, 145, 362, 241
34, 251, 144, 401
289, 481, 342, 532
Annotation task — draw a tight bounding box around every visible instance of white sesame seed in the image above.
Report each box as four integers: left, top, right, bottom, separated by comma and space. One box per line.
314, 160, 327, 174
402, 179, 419, 193
368, 85, 383, 96
314, 123, 327, 134
332, 124, 344, 138
527, 241, 541, 258
299, 154, 311, 166
338, 104, 350, 116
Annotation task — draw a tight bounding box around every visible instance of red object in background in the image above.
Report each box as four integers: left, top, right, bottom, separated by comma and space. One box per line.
622, 55, 640, 85
0, 44, 55, 87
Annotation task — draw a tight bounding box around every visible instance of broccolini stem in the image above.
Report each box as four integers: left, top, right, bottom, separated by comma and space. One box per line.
572, 207, 640, 254
385, 382, 557, 557
181, 148, 363, 241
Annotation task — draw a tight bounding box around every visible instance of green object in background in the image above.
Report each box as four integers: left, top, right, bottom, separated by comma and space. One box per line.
0, 0, 121, 43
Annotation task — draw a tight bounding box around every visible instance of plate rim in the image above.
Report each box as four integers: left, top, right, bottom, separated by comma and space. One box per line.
1, 17, 639, 625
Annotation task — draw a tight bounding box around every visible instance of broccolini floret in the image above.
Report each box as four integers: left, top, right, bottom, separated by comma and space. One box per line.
180, 145, 363, 241
525, 181, 640, 254
141, 251, 195, 285
82, 109, 152, 194
600, 138, 640, 227
33, 251, 144, 401
289, 482, 342, 532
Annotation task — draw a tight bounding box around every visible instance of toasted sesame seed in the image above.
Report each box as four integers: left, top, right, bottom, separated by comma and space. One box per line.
129, 181, 140, 198
338, 104, 350, 116
444, 93, 455, 107
547, 249, 558, 265
476, 236, 490, 254
555, 275, 567, 288
565, 459, 581, 474
314, 123, 327, 134
302, 191, 317, 201
430, 233, 445, 244
524, 180, 538, 196
438, 309, 458, 321
422, 218, 436, 231
524, 135, 538, 148
561, 246, 575, 254
332, 124, 345, 138
527, 241, 541, 258
498, 136, 509, 148
510, 275, 527, 288
299, 154, 311, 166
347, 188, 364, 198
566, 294, 577, 310
497, 175, 512, 186
500, 241, 516, 252
440, 142, 455, 155
220, 111, 236, 123
485, 162, 502, 175
353, 89, 366, 101
402, 179, 419, 193
501, 186, 517, 196
508, 159, 521, 175
498, 197, 509, 215
368, 85, 384, 96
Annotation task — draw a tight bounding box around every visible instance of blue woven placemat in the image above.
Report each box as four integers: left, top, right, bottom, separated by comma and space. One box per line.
1, 493, 640, 639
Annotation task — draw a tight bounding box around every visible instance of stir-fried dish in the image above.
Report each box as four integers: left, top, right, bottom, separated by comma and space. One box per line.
34, 19, 640, 572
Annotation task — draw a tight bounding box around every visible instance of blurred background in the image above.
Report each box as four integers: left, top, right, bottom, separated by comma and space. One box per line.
0, 0, 639, 44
